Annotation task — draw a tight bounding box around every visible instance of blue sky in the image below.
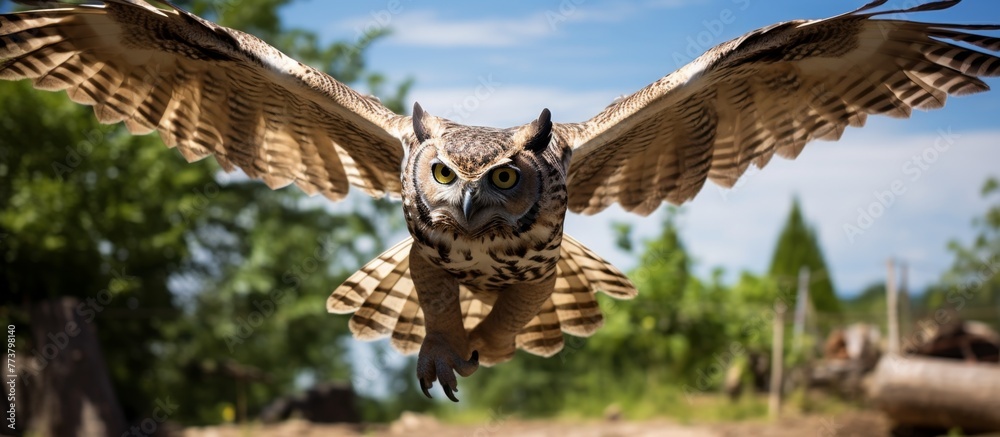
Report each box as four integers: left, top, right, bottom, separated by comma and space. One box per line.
282, 0, 1000, 296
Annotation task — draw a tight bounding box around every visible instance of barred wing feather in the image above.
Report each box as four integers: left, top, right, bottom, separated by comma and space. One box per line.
560, 0, 1000, 216
0, 0, 410, 200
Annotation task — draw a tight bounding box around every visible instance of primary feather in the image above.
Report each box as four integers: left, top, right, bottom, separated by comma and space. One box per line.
558, 0, 1000, 215
0, 0, 410, 199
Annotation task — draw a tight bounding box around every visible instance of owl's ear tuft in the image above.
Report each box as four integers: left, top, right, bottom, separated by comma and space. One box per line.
522, 108, 553, 153
413, 102, 432, 144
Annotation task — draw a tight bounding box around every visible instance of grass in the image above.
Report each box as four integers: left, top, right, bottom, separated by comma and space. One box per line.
433, 384, 863, 427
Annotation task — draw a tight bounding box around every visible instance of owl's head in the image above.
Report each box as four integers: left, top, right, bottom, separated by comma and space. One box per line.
405, 103, 557, 237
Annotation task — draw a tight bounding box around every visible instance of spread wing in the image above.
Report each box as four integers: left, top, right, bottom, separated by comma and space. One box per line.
0, 0, 411, 200
557, 0, 1000, 216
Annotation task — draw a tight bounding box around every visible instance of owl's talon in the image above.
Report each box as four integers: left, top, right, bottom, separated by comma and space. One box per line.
443, 383, 460, 402
420, 378, 433, 399
417, 335, 479, 402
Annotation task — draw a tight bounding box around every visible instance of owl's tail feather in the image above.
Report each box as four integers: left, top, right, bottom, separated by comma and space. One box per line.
326, 234, 637, 360
513, 234, 637, 358
327, 238, 426, 355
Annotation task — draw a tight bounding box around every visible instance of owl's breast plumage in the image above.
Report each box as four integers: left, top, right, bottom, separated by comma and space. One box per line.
412, 219, 563, 292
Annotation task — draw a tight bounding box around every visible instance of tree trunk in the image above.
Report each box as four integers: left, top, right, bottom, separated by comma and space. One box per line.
25, 298, 125, 436
868, 356, 1000, 432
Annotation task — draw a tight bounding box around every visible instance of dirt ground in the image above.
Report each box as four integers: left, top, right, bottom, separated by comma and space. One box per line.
182, 410, 892, 437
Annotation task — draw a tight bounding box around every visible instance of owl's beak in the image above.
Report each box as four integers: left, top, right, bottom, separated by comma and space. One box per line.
462, 189, 476, 222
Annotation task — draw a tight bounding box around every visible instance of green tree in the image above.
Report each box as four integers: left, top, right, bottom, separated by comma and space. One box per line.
768, 198, 841, 313
0, 0, 413, 431
841, 282, 887, 320
922, 178, 1000, 330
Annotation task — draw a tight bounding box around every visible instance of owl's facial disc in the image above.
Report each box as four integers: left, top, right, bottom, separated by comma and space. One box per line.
411, 105, 547, 236
426, 159, 536, 236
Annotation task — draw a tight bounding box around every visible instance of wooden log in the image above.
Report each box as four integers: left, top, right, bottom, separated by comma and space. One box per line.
905, 319, 1000, 363
868, 356, 1000, 432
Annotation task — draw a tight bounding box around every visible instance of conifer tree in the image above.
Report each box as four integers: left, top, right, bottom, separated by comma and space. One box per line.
768, 198, 841, 313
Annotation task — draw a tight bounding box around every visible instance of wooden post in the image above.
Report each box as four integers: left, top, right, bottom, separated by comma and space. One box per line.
886, 259, 899, 355
899, 262, 910, 341
792, 266, 809, 354
770, 302, 787, 420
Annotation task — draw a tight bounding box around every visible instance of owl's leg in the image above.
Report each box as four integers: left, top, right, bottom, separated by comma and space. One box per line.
470, 274, 556, 364
409, 248, 479, 402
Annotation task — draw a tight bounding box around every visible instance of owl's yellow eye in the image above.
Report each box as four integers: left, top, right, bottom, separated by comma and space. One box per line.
490, 168, 519, 190
432, 163, 456, 185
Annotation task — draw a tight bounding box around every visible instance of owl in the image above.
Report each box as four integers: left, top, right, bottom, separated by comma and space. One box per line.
2, 0, 998, 401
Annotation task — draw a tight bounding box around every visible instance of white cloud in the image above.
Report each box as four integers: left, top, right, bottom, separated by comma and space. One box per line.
384, 11, 553, 48
337, 2, 691, 49
408, 84, 619, 127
